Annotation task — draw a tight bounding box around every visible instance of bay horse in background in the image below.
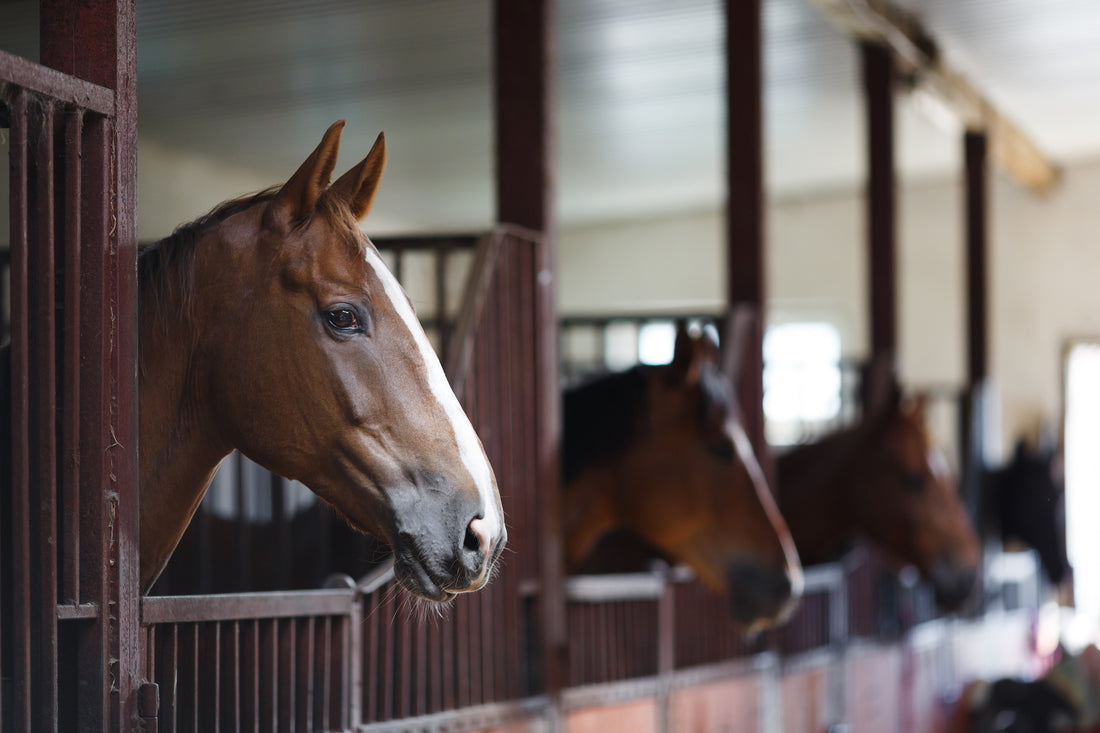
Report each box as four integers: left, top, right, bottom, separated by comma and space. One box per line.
562, 322, 803, 631
135, 121, 505, 599
983, 438, 1071, 587
777, 382, 981, 610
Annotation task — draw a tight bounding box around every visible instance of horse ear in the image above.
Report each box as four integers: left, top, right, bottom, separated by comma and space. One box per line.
328, 131, 386, 220
267, 120, 345, 228
670, 320, 693, 375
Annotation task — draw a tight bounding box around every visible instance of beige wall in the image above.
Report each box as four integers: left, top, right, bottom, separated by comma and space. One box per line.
558, 159, 1100, 457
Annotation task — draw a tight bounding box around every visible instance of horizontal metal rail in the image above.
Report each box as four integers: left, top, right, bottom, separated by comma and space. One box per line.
142, 589, 357, 624
0, 49, 115, 114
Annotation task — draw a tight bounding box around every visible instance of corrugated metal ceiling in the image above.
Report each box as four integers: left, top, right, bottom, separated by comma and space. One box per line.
2, 0, 1099, 233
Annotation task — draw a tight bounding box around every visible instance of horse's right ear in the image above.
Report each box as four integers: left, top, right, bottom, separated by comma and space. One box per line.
265, 120, 346, 229
669, 320, 694, 379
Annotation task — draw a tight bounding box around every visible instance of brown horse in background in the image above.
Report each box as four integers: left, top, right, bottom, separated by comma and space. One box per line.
136, 121, 504, 599
777, 385, 980, 610
562, 323, 803, 631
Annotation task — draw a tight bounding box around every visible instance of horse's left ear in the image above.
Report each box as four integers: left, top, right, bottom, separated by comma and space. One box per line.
327, 132, 386, 220
267, 120, 345, 228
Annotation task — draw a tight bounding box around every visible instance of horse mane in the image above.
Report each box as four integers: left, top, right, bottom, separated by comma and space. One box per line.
138, 186, 282, 331
562, 367, 649, 484
138, 186, 365, 333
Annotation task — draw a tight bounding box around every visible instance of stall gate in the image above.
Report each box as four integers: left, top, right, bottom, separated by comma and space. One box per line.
2, 45, 142, 731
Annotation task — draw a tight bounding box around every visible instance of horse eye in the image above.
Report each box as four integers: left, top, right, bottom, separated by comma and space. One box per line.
709, 441, 736, 465
902, 471, 927, 492
326, 308, 360, 332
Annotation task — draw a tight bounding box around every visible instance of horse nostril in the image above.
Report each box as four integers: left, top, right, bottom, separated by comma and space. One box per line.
464, 524, 481, 553
465, 515, 494, 566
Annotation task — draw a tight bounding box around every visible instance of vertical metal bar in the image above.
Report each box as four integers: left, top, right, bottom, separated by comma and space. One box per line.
30, 100, 60, 730
278, 619, 295, 733
862, 41, 898, 371
61, 108, 84, 603
298, 618, 314, 733
9, 85, 33, 733
347, 596, 363, 729
319, 616, 331, 730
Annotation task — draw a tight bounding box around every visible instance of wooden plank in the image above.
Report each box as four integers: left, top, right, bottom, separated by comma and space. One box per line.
808, 0, 1059, 193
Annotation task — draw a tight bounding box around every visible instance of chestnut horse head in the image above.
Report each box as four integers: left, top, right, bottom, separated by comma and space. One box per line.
562, 323, 802, 630
779, 385, 981, 610
137, 122, 505, 599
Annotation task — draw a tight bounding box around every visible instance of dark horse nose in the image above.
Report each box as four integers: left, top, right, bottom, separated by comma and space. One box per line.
728, 561, 794, 626
930, 559, 977, 611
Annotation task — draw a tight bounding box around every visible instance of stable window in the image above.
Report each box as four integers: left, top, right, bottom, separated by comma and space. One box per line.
763, 322, 842, 446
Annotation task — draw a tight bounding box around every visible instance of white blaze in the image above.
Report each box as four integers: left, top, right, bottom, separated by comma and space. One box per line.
363, 246, 501, 542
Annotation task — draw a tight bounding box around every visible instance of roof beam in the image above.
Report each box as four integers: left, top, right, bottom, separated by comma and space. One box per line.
809, 0, 1060, 194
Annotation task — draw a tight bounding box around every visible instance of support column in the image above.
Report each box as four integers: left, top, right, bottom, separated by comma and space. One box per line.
965, 131, 989, 385
861, 41, 898, 404
39, 0, 140, 729
725, 0, 769, 476
493, 0, 566, 701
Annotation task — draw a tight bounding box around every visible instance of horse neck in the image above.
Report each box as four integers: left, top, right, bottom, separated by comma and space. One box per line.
137, 246, 233, 591
560, 367, 648, 569
777, 422, 867, 564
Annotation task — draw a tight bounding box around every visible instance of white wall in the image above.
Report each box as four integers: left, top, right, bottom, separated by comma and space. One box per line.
558, 159, 1100, 455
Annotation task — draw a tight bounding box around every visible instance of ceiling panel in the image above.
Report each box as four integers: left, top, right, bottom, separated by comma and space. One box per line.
2, 0, 1100, 234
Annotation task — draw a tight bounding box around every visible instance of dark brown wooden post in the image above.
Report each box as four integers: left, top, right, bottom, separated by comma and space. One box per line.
39, 0, 140, 729
725, 0, 770, 476
493, 0, 566, 699
965, 131, 988, 385
961, 130, 990, 512
861, 41, 898, 403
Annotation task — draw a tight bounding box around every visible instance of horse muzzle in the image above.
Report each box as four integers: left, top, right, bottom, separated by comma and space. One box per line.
727, 560, 800, 629
390, 497, 507, 602
929, 558, 978, 611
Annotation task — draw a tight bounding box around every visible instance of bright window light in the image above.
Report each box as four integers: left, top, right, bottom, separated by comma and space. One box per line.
763, 322, 842, 444
638, 321, 676, 365
1064, 343, 1100, 646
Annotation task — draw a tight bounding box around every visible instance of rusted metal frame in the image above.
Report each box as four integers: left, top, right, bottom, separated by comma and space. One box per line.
0, 49, 114, 115
39, 0, 141, 727
60, 107, 84, 604
862, 41, 899, 382
8, 84, 34, 733
725, 0, 769, 476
